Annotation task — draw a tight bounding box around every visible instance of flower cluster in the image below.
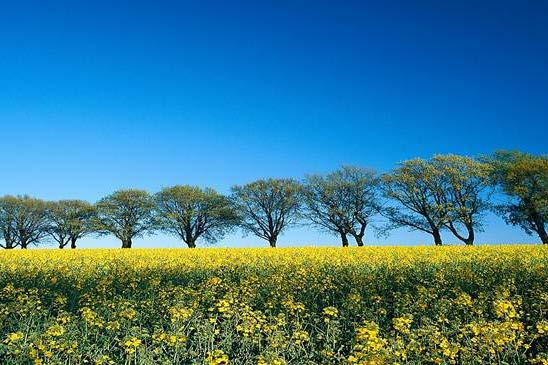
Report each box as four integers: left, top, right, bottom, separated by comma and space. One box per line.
0, 245, 546, 364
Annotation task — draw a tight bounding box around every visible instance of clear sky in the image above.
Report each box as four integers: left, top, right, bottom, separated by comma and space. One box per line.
1, 0, 547, 248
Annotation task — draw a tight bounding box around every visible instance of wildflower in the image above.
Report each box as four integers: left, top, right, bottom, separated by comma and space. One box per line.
291, 330, 310, 345
122, 337, 142, 354
322, 306, 338, 317
45, 324, 66, 337
95, 355, 115, 365
4, 332, 24, 343
207, 349, 229, 365
536, 321, 548, 335
392, 315, 413, 334
119, 307, 137, 320
494, 299, 519, 319
169, 306, 193, 322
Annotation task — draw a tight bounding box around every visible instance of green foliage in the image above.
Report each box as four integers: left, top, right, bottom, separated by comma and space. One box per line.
382, 156, 494, 245
231, 179, 302, 247
381, 159, 447, 245
485, 150, 548, 244
431, 154, 493, 245
47, 200, 96, 249
94, 190, 156, 248
303, 166, 380, 246
0, 196, 49, 249
0, 196, 19, 249
155, 185, 239, 248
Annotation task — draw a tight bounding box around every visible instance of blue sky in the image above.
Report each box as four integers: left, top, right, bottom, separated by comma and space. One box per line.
0, 0, 546, 247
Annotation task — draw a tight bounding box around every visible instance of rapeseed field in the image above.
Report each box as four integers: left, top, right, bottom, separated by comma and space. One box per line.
0, 246, 547, 364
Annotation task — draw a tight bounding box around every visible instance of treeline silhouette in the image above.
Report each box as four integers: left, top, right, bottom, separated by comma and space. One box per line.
0, 150, 546, 249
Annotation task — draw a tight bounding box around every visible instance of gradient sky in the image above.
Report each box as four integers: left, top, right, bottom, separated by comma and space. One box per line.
1, 0, 547, 248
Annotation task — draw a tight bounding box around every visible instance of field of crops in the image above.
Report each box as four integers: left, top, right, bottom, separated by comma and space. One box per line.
0, 246, 547, 364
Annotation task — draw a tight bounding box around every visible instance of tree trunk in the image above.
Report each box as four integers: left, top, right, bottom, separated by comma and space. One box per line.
121, 238, 132, 248
353, 234, 364, 247
70, 237, 77, 249
464, 225, 475, 245
536, 224, 548, 244
2, 239, 15, 249
20, 239, 29, 249
268, 236, 277, 248
59, 242, 65, 249
340, 231, 349, 247
184, 231, 197, 248
532, 213, 548, 244
352, 221, 367, 247
432, 228, 442, 246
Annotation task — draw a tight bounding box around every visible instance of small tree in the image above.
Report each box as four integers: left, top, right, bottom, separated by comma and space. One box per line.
94, 189, 156, 248
0, 196, 19, 249
485, 151, 548, 244
431, 155, 492, 245
302, 166, 380, 246
231, 178, 302, 247
155, 185, 238, 248
47, 200, 96, 249
0, 195, 49, 249
382, 159, 447, 245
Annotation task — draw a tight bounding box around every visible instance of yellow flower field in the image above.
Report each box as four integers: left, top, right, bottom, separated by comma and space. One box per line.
0, 246, 547, 364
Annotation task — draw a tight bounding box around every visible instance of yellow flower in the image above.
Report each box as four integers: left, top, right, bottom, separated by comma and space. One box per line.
45, 324, 66, 337
119, 307, 137, 320
122, 337, 142, 354
494, 299, 519, 319
322, 306, 339, 318
291, 330, 310, 345
169, 306, 193, 322
207, 349, 229, 365
5, 332, 24, 343
537, 321, 548, 335
392, 315, 413, 334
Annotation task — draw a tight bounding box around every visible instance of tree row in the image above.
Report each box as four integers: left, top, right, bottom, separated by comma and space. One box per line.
0, 150, 546, 249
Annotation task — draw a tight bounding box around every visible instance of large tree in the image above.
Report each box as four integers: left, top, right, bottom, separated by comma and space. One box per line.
94, 189, 156, 248
0, 195, 49, 249
431, 155, 492, 245
485, 151, 548, 244
382, 159, 448, 245
231, 178, 302, 247
302, 166, 380, 247
155, 185, 238, 248
47, 200, 96, 249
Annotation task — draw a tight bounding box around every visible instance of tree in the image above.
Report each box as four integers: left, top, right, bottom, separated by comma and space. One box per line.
94, 189, 156, 248
382, 159, 448, 245
302, 166, 380, 246
485, 151, 548, 244
0, 195, 49, 249
155, 185, 238, 248
47, 200, 96, 249
431, 155, 492, 245
231, 178, 302, 247
0, 196, 19, 249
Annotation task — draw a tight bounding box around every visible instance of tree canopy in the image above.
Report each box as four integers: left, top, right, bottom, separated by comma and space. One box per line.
382, 159, 447, 245
47, 200, 96, 249
94, 189, 156, 248
485, 151, 548, 244
231, 179, 302, 247
0, 195, 49, 249
431, 155, 492, 245
303, 166, 380, 246
155, 185, 238, 248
